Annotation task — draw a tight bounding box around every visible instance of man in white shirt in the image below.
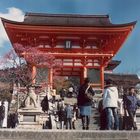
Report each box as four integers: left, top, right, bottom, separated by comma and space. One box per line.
103, 79, 119, 130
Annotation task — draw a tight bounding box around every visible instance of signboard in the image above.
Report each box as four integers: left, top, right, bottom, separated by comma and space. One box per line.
65, 40, 72, 49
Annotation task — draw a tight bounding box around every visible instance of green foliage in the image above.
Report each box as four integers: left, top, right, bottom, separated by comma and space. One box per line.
53, 76, 70, 94
53, 76, 80, 94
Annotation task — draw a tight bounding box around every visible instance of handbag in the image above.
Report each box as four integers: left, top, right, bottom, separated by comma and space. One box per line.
84, 85, 93, 101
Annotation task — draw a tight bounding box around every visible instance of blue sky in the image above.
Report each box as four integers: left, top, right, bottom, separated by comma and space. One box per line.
0, 0, 140, 74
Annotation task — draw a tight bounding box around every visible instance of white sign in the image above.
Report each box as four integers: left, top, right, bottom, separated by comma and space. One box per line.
65, 40, 72, 49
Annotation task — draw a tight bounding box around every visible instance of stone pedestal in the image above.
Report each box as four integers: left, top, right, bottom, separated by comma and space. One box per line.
17, 107, 48, 129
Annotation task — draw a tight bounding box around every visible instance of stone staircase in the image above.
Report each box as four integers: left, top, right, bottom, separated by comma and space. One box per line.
74, 108, 99, 130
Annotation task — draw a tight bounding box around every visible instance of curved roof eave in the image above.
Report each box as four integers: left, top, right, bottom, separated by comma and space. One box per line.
1, 17, 137, 28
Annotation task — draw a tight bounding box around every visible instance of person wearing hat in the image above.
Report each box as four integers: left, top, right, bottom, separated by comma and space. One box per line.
77, 77, 95, 130
103, 79, 119, 130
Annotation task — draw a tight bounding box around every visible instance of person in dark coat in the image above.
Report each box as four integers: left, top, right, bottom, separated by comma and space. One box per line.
98, 96, 107, 130
59, 88, 66, 100
0, 101, 5, 128
58, 105, 66, 129
8, 112, 19, 128
77, 77, 95, 130
41, 95, 49, 112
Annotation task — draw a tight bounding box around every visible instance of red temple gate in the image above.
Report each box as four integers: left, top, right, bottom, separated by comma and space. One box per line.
1, 13, 136, 89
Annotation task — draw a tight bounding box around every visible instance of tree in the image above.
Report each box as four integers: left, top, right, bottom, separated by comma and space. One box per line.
0, 43, 62, 107
1, 43, 61, 85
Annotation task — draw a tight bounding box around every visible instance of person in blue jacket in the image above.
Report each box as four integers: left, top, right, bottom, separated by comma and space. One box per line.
124, 87, 139, 130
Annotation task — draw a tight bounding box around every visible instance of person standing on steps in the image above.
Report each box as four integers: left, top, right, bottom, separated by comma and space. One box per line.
77, 77, 95, 130
65, 103, 73, 129
124, 87, 139, 130
103, 79, 119, 130
51, 89, 56, 104
0, 101, 5, 128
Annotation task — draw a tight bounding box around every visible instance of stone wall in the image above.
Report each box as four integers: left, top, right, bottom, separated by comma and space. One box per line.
0, 129, 140, 140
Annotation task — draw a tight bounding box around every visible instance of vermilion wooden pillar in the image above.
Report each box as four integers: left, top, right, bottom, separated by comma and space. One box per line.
82, 66, 88, 83
80, 66, 88, 85
32, 65, 36, 84
80, 68, 84, 85
83, 66, 87, 78
100, 66, 104, 89
48, 68, 53, 89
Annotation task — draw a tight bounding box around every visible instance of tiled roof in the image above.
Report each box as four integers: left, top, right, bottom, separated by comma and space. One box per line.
105, 73, 140, 84
22, 13, 136, 27
105, 60, 121, 71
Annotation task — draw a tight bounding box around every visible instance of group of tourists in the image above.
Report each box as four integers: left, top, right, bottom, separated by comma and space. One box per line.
59, 86, 78, 99
56, 103, 79, 129
41, 77, 140, 130
46, 78, 95, 130
44, 98, 79, 129
1, 77, 140, 130
46, 77, 95, 130
98, 79, 140, 130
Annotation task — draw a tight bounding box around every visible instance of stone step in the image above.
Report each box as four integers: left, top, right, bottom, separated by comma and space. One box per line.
76, 139, 128, 140
0, 129, 140, 140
